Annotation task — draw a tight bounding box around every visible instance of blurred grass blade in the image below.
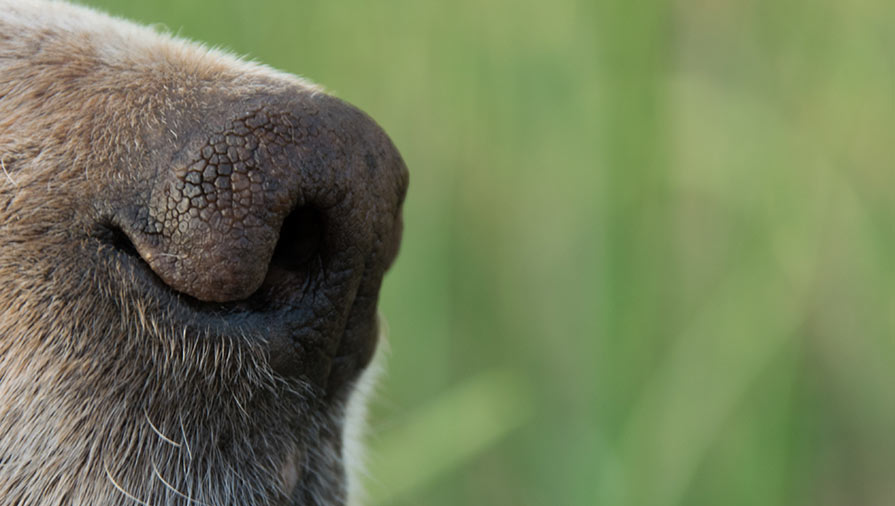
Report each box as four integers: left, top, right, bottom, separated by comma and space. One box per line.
615, 251, 819, 506
366, 368, 534, 505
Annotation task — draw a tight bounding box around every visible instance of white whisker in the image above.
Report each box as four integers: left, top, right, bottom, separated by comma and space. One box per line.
0, 158, 16, 187
144, 408, 181, 448
104, 462, 150, 506
151, 459, 209, 506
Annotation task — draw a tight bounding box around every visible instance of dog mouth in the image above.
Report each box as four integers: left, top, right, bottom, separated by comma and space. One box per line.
92, 214, 377, 395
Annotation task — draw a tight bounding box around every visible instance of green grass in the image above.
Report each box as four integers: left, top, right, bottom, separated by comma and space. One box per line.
83, 0, 895, 504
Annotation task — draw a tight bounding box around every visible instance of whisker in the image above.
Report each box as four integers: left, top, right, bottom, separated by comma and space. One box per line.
144, 408, 181, 448
104, 462, 151, 506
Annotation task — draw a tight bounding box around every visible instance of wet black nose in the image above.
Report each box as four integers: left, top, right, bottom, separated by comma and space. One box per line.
123, 92, 407, 305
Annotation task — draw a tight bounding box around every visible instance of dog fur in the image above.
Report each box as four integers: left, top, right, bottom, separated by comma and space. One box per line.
0, 1, 408, 505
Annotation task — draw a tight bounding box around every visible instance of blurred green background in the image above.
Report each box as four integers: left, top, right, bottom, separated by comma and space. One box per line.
83, 0, 895, 504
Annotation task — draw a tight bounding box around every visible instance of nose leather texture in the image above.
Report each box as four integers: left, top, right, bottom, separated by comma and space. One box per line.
118, 91, 407, 305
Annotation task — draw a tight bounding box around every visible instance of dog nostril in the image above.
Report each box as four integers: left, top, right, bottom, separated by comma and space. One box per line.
271, 206, 325, 272
102, 224, 140, 258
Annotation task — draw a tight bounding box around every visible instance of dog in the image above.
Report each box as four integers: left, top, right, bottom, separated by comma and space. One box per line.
0, 1, 408, 504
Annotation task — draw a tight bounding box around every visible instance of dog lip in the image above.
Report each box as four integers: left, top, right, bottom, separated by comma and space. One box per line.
95, 233, 363, 388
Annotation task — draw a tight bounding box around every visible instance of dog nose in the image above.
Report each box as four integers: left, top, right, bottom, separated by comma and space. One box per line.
124, 92, 407, 304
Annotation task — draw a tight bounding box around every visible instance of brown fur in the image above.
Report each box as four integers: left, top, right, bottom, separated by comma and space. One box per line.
0, 1, 408, 505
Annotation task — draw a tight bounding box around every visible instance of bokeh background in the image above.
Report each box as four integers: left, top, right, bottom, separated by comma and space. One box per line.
83, 0, 895, 504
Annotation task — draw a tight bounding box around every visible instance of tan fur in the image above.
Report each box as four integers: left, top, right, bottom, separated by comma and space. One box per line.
0, 1, 407, 505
